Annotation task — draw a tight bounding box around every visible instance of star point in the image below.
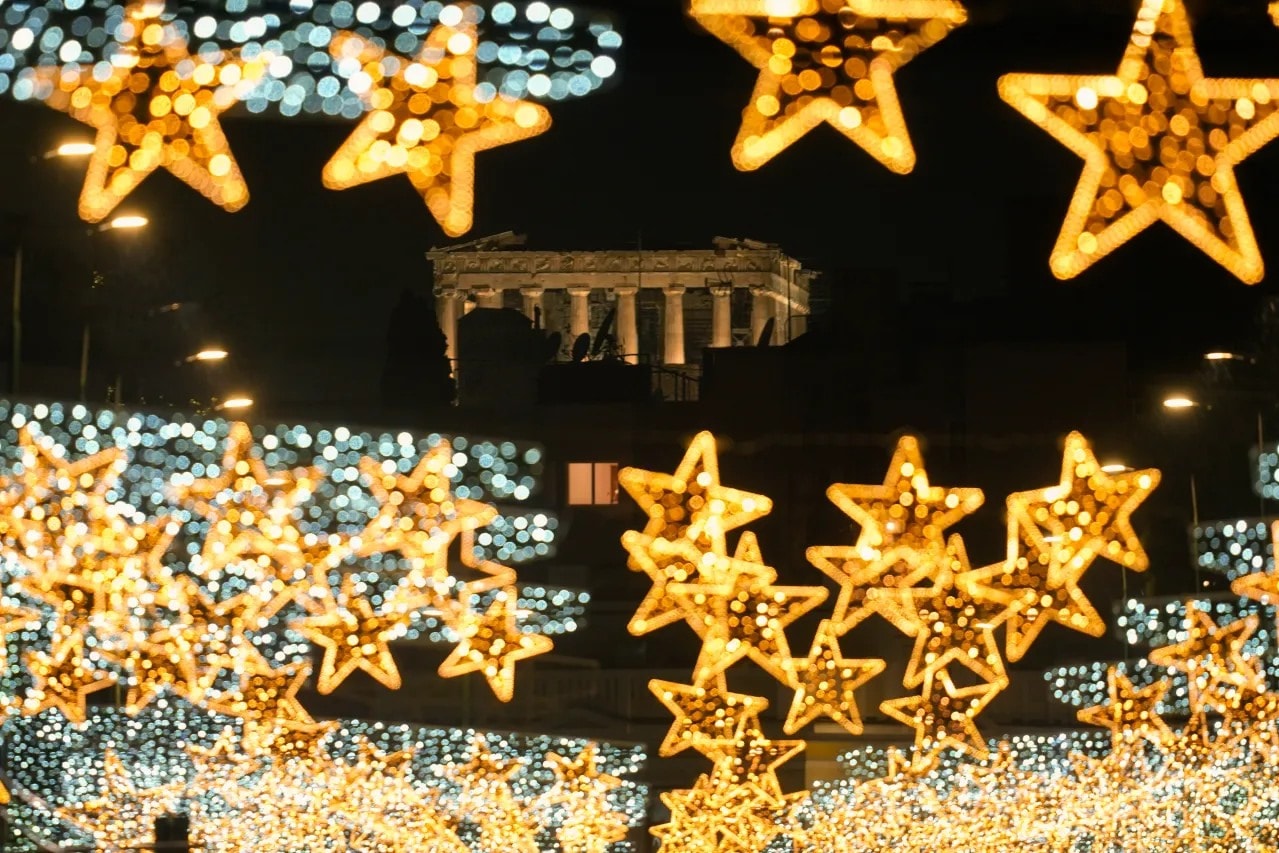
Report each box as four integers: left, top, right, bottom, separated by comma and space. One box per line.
436, 589, 552, 702
783, 618, 884, 735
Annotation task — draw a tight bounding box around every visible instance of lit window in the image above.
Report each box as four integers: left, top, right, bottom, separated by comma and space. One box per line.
568, 463, 619, 505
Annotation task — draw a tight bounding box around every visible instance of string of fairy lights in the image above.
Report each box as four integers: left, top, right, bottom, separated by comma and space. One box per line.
7, 0, 1279, 277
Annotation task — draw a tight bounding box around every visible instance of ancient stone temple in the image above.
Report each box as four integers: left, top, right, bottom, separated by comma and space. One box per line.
427, 233, 815, 368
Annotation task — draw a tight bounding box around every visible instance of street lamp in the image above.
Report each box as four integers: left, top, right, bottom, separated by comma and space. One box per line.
99, 215, 148, 232
1163, 395, 1199, 410
184, 348, 228, 364
1100, 462, 1130, 474
217, 395, 253, 412
40, 141, 95, 159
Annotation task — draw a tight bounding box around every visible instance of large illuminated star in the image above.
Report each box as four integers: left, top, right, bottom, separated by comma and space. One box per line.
205, 659, 314, 728
783, 618, 884, 735
23, 631, 118, 723
1149, 611, 1264, 712
56, 750, 185, 851
1077, 668, 1173, 748
291, 576, 411, 694
1006, 431, 1159, 585
809, 435, 983, 631
436, 589, 552, 702
879, 668, 1002, 759
690, 0, 968, 172
706, 714, 805, 807
37, 2, 260, 222
648, 675, 770, 757
356, 443, 495, 559
169, 422, 324, 621
999, 0, 1279, 283
544, 744, 622, 799
619, 430, 771, 556
322, 17, 552, 238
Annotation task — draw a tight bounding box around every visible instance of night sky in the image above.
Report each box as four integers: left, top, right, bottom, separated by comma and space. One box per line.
1, 0, 1278, 409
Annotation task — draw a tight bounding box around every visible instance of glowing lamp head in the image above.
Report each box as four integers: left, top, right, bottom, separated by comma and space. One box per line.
1100, 463, 1130, 474
1204, 352, 1245, 362
105, 215, 149, 231
54, 141, 95, 157
1163, 396, 1198, 411
191, 349, 228, 363
220, 396, 253, 411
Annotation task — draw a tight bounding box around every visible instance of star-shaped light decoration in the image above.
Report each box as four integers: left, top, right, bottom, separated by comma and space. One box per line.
670, 542, 827, 686
1006, 432, 1159, 584
705, 714, 805, 807
544, 744, 622, 799
619, 431, 772, 555
356, 443, 495, 559
185, 727, 261, 784
152, 572, 270, 699
323, 13, 551, 238
782, 618, 885, 735
0, 427, 126, 566
1149, 611, 1265, 713
690, 0, 968, 172
56, 750, 185, 851
37, 1, 263, 222
436, 588, 553, 702
438, 735, 525, 788
23, 630, 118, 723
879, 668, 1002, 759
291, 575, 411, 694
649, 675, 770, 757
543, 745, 629, 853
106, 619, 200, 714
169, 422, 324, 622
808, 434, 983, 632
206, 659, 315, 730
871, 535, 1011, 689
999, 0, 1279, 283
1077, 667, 1174, 748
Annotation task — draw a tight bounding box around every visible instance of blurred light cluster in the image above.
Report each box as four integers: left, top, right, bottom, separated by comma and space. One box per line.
1194, 518, 1273, 580
999, 0, 1279, 283
1256, 447, 1279, 500
0, 0, 621, 117
1, 702, 647, 852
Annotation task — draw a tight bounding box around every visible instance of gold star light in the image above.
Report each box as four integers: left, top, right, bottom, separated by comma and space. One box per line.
544, 744, 622, 798
1148, 611, 1265, 712
322, 15, 552, 238
436, 588, 553, 702
648, 675, 770, 757
1077, 667, 1174, 748
23, 630, 117, 723
38, 2, 261, 222
999, 0, 1279, 283
783, 618, 885, 735
690, 0, 968, 172
706, 715, 805, 806
879, 668, 1002, 760
808, 435, 983, 631
57, 750, 185, 851
206, 659, 314, 728
291, 576, 411, 694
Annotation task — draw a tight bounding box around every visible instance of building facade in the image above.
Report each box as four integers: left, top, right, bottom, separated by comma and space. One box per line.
427, 233, 816, 367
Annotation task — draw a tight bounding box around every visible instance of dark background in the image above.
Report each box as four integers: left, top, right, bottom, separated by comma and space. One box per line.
0, 0, 1276, 409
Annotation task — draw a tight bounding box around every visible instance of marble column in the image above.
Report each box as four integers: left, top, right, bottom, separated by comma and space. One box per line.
520, 286, 545, 327
474, 287, 502, 309
663, 285, 686, 365
616, 286, 639, 365
434, 287, 460, 366
567, 286, 592, 341
750, 286, 773, 346
709, 285, 733, 348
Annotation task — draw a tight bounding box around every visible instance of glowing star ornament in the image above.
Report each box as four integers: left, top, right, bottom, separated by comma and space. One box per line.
23, 630, 118, 723
38, 2, 260, 222
544, 745, 622, 798
706, 715, 806, 806
1148, 611, 1264, 711
690, 0, 968, 172
206, 659, 315, 727
436, 588, 553, 702
356, 443, 495, 560
649, 675, 770, 757
999, 0, 1279, 283
783, 618, 885, 735
57, 750, 185, 851
322, 16, 552, 238
291, 576, 411, 694
808, 434, 983, 631
879, 668, 1002, 759
1006, 431, 1159, 584
618, 430, 771, 555
1077, 667, 1174, 748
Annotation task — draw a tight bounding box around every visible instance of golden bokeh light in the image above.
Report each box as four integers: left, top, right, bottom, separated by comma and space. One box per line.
690, 0, 968, 171
999, 0, 1279, 283
322, 12, 552, 237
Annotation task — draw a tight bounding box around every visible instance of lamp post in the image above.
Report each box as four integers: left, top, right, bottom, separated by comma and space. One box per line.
80, 214, 149, 401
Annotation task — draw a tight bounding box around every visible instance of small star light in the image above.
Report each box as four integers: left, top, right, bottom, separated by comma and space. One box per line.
1148, 611, 1265, 713
322, 11, 552, 238
543, 745, 629, 853
206, 659, 315, 729
56, 750, 185, 851
170, 421, 325, 621
706, 714, 806, 806
808, 434, 984, 632
23, 630, 118, 724
291, 575, 411, 694
356, 443, 495, 559
648, 675, 770, 757
999, 0, 1279, 283
879, 668, 1002, 760
689, 0, 968, 172
37, 1, 263, 222
1077, 667, 1174, 748
783, 618, 885, 735
436, 588, 553, 702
